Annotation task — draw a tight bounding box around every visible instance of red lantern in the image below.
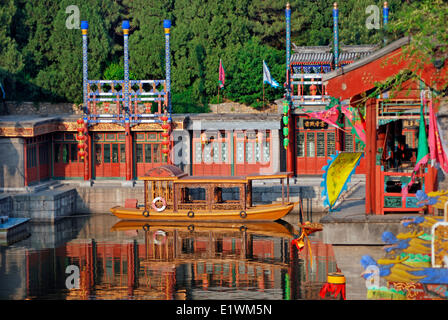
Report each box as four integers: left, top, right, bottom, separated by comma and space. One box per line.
77, 135, 86, 141
161, 124, 170, 130
161, 148, 170, 154
77, 127, 84, 133
160, 116, 169, 122
161, 132, 170, 138
77, 143, 87, 149
78, 150, 86, 157
77, 118, 84, 125
161, 140, 170, 146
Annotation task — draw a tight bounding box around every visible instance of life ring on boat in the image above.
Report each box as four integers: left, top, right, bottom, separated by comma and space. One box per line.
239, 225, 247, 232
239, 210, 247, 219
142, 210, 150, 217
151, 197, 166, 212
187, 211, 195, 218
153, 230, 166, 245
143, 224, 150, 231
188, 224, 195, 232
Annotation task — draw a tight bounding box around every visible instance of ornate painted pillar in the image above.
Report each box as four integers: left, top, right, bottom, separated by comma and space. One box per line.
81, 22, 91, 181
123, 21, 133, 181
333, 3, 339, 69
285, 3, 294, 175
123, 20, 130, 114
383, 1, 389, 27
285, 3, 291, 87
164, 20, 172, 116
81, 21, 89, 114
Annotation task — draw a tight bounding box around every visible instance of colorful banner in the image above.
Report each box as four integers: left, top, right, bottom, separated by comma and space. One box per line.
262, 60, 279, 88
306, 105, 342, 129
321, 152, 363, 211
219, 59, 225, 88
341, 105, 366, 145
428, 100, 448, 173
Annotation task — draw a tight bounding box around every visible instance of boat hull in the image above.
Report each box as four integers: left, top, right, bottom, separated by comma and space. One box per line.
111, 220, 297, 238
110, 203, 295, 222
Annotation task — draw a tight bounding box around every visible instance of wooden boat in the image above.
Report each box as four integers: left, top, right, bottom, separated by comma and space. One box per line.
110, 165, 296, 222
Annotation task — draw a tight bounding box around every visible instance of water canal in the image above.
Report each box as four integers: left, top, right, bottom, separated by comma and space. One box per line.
0, 212, 382, 300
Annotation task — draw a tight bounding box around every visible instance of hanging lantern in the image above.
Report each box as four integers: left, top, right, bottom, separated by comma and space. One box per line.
103, 102, 110, 113
282, 101, 290, 150
160, 110, 171, 162
144, 103, 151, 113
319, 273, 346, 300
76, 118, 88, 161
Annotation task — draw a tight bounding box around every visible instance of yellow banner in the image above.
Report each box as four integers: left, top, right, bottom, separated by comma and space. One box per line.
324, 152, 363, 209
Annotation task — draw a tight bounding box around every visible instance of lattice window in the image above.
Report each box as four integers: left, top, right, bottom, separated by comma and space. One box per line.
307, 133, 315, 157
263, 142, 270, 163
327, 132, 335, 156
246, 142, 254, 163
297, 132, 305, 157
317, 132, 325, 157
195, 142, 202, 163
221, 142, 228, 163
345, 133, 353, 152
236, 142, 244, 163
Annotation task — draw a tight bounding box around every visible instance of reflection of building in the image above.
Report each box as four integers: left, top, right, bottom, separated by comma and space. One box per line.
18, 223, 338, 300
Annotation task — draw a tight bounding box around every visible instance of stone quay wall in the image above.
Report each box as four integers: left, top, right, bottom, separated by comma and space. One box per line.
10, 186, 77, 222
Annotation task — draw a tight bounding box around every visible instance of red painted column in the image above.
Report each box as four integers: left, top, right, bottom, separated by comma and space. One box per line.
286, 113, 295, 175
125, 124, 133, 180
84, 129, 91, 180
365, 98, 377, 214
24, 141, 28, 187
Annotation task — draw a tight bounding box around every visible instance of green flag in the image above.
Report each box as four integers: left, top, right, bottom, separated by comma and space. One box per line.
416, 103, 429, 167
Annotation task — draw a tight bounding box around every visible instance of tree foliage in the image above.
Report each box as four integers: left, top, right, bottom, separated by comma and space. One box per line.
0, 0, 432, 109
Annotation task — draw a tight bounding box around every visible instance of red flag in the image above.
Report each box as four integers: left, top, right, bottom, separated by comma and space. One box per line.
219, 59, 225, 88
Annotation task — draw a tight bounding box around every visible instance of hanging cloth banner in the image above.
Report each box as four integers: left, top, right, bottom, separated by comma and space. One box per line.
428, 99, 448, 174
219, 59, 225, 88
321, 152, 363, 211
341, 105, 366, 145
306, 105, 342, 129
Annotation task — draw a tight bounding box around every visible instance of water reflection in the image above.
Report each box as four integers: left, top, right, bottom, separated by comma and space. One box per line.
0, 214, 339, 300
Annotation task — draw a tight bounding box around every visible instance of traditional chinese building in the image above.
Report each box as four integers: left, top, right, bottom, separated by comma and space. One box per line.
322, 35, 448, 215
284, 2, 381, 176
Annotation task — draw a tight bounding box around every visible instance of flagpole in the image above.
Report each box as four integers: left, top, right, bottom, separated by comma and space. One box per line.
263, 82, 265, 109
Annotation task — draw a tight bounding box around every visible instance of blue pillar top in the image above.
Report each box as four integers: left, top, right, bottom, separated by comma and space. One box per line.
164, 19, 171, 34
332, 2, 339, 18
122, 20, 130, 31
81, 21, 89, 30
285, 2, 291, 17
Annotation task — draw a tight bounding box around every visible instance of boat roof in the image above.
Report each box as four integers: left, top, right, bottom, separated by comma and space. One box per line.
139, 166, 292, 183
